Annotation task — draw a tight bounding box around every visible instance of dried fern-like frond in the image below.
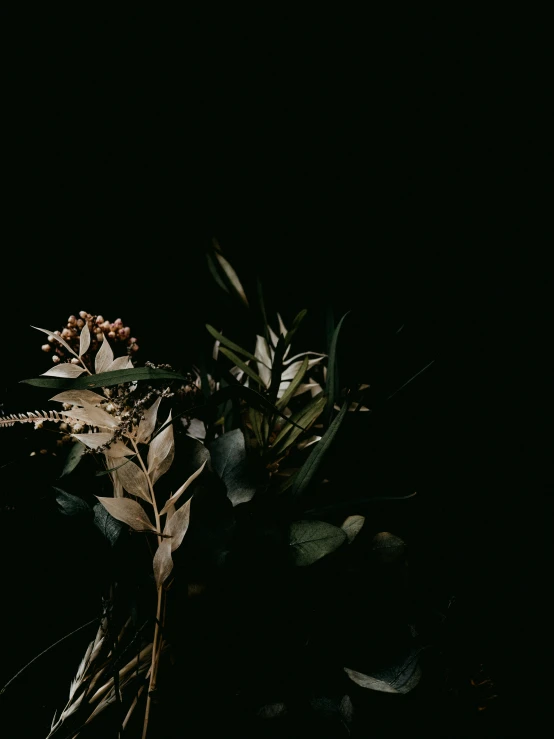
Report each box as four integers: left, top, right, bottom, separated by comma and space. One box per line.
0, 410, 68, 427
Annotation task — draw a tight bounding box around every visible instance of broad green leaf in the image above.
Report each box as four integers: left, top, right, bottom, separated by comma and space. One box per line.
116, 458, 152, 502
271, 394, 326, 456
206, 325, 257, 362
53, 487, 91, 516
209, 428, 259, 505
41, 364, 86, 379
60, 442, 87, 477
21, 366, 191, 389
219, 347, 264, 387
342, 515, 365, 543
326, 311, 350, 423
31, 326, 80, 359
95, 336, 114, 374
344, 648, 423, 694
290, 400, 349, 498
135, 397, 161, 444
160, 461, 206, 515
147, 410, 175, 485
95, 496, 157, 532
289, 519, 347, 566
79, 323, 91, 357
276, 356, 309, 410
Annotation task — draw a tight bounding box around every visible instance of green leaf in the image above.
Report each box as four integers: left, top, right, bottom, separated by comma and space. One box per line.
256, 276, 271, 347
271, 394, 326, 456
219, 347, 264, 387
326, 311, 350, 423
344, 648, 423, 694
268, 334, 286, 403
206, 324, 258, 362
59, 441, 86, 477
21, 367, 191, 390
276, 356, 309, 410
93, 502, 123, 546
289, 519, 347, 566
206, 251, 231, 294
284, 309, 307, 347
53, 487, 92, 517
290, 399, 349, 498
249, 406, 264, 448
209, 428, 262, 506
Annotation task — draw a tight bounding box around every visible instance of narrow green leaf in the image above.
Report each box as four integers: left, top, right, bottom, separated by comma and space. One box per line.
290, 399, 349, 498
249, 406, 264, 448
21, 367, 190, 390
326, 311, 350, 423
206, 324, 258, 363
284, 309, 307, 347
206, 251, 231, 294
276, 356, 309, 411
219, 347, 264, 386
271, 394, 326, 456
256, 276, 271, 347
60, 441, 86, 477
268, 334, 286, 403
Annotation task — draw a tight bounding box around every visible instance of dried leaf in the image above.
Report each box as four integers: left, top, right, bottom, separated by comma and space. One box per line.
50, 389, 104, 406
215, 252, 249, 307
73, 432, 114, 450
186, 418, 206, 441
342, 515, 365, 543
160, 461, 206, 515
104, 455, 124, 497
41, 364, 87, 378
282, 350, 327, 366
95, 496, 157, 532
281, 356, 324, 381
61, 403, 118, 429
372, 532, 406, 563
289, 520, 347, 566
153, 538, 173, 587
147, 410, 175, 484
344, 648, 423, 694
31, 325, 80, 358
135, 397, 161, 444
105, 356, 133, 372
79, 323, 91, 357
95, 336, 114, 374
276, 356, 309, 410
165, 496, 192, 551
115, 458, 152, 502
103, 440, 133, 458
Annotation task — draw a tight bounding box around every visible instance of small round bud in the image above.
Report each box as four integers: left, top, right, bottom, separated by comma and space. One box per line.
77, 319, 84, 328
68, 315, 76, 325
106, 403, 115, 413
132, 344, 139, 352
114, 318, 123, 327
42, 344, 51, 352
30, 451, 36, 457
59, 423, 68, 431
71, 358, 80, 365
102, 321, 110, 329
96, 315, 104, 325
79, 311, 88, 319
108, 331, 116, 339
52, 355, 60, 364
39, 449, 48, 455
62, 328, 72, 339
96, 332, 103, 340
48, 335, 56, 343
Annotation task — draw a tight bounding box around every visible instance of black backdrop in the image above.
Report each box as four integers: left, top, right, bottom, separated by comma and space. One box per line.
1, 11, 552, 737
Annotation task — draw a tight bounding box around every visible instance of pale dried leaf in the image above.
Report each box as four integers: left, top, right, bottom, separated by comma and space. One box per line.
160, 461, 206, 515
95, 335, 114, 374
212, 338, 220, 361
293, 381, 321, 396
116, 458, 152, 502
73, 432, 114, 450
281, 356, 324, 381
268, 325, 280, 353
296, 435, 321, 450
277, 313, 287, 337
342, 515, 365, 543
135, 397, 161, 443
31, 325, 80, 358
95, 496, 157, 532
50, 389, 104, 406
186, 418, 206, 441
282, 350, 327, 366
104, 455, 124, 497
153, 538, 173, 587
61, 403, 118, 429
41, 364, 87, 378
79, 323, 91, 357
254, 335, 272, 387
215, 252, 249, 307
165, 496, 192, 552
103, 440, 133, 458
105, 356, 132, 372
147, 410, 175, 484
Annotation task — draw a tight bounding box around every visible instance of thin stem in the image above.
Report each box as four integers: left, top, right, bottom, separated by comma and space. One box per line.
130, 438, 164, 739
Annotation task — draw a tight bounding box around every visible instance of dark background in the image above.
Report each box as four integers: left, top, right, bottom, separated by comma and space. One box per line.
1, 10, 552, 736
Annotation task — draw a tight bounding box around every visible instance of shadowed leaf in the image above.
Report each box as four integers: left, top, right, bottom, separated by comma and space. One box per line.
289, 520, 347, 566
60, 442, 87, 477
342, 515, 365, 543
344, 648, 423, 694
